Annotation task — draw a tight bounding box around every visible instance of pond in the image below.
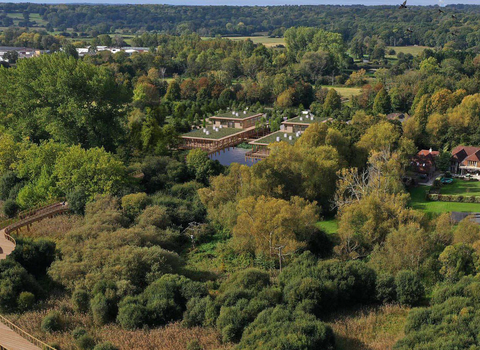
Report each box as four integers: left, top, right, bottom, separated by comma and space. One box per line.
209, 147, 260, 167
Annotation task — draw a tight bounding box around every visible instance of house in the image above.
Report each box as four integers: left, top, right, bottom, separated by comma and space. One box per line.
209, 111, 266, 129
281, 111, 329, 133
180, 111, 267, 152
0, 46, 44, 61
411, 149, 439, 178
451, 146, 480, 174
246, 131, 301, 160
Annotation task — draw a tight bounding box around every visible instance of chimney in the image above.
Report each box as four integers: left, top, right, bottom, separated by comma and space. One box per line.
429, 148, 432, 153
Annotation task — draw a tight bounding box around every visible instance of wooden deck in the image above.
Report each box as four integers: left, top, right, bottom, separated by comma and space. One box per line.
0, 202, 69, 350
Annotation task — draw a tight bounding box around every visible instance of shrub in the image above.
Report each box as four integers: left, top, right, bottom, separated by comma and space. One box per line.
76, 335, 96, 350
93, 343, 119, 350
3, 199, 19, 218
237, 306, 335, 349
395, 270, 425, 306
72, 327, 88, 340
220, 268, 270, 293
41, 311, 63, 333
17, 292, 35, 311
72, 288, 90, 313
117, 303, 148, 330
186, 340, 202, 350
376, 274, 396, 303
91, 294, 115, 326
66, 187, 88, 215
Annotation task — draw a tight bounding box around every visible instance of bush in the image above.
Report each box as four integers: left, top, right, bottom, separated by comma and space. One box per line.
186, 340, 202, 350
76, 335, 96, 350
93, 343, 119, 350
72, 327, 88, 340
41, 311, 63, 333
237, 306, 335, 349
376, 274, 396, 303
395, 270, 425, 306
220, 268, 270, 293
66, 187, 88, 215
3, 199, 19, 218
117, 303, 148, 330
72, 288, 90, 313
17, 292, 35, 311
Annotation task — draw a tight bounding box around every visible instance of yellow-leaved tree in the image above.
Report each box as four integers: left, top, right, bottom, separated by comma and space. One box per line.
233, 195, 318, 257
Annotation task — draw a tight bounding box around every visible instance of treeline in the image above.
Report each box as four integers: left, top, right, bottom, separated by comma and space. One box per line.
2, 4, 480, 49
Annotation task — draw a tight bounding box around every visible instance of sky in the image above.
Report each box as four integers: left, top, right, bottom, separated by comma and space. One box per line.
1, 0, 480, 5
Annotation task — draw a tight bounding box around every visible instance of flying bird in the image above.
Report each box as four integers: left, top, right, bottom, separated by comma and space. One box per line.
451, 31, 458, 37
452, 14, 457, 19
406, 28, 413, 33
399, 0, 407, 9
438, 8, 445, 14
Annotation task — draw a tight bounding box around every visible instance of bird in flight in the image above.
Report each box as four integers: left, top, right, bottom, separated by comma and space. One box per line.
451, 31, 458, 36
399, 0, 407, 9
438, 8, 445, 14
452, 14, 457, 19
406, 28, 413, 33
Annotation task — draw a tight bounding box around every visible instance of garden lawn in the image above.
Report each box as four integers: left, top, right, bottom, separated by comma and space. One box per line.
409, 186, 480, 214
439, 178, 480, 196
386, 46, 431, 57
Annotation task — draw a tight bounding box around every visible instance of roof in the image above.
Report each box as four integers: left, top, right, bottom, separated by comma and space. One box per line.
452, 146, 480, 164
181, 126, 243, 140
461, 150, 480, 165
387, 113, 411, 123
282, 115, 328, 125
411, 149, 439, 174
250, 131, 300, 146
210, 111, 263, 120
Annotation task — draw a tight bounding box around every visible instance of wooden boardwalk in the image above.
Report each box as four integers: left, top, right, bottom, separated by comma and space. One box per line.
0, 202, 69, 350
0, 321, 41, 350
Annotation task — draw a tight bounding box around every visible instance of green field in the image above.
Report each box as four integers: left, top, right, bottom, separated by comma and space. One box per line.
386, 46, 431, 57
409, 186, 480, 213
439, 178, 480, 196
202, 35, 285, 47
317, 219, 339, 234
321, 86, 362, 99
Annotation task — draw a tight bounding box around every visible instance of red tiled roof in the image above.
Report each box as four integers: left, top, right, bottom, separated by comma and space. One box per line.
411, 150, 439, 174
461, 149, 480, 166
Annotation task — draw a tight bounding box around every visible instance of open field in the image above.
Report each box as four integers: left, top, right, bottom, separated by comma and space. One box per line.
386, 46, 431, 57
202, 35, 285, 47
439, 178, 480, 196
409, 186, 480, 213
321, 85, 362, 98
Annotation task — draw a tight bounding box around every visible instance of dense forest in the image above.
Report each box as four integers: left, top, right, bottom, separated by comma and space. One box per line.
1, 3, 480, 49
1, 3, 480, 350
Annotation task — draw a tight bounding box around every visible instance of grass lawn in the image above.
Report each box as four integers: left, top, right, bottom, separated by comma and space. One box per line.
439, 178, 480, 196
320, 85, 362, 99
316, 219, 339, 234
409, 186, 480, 213
386, 45, 431, 57
202, 35, 285, 47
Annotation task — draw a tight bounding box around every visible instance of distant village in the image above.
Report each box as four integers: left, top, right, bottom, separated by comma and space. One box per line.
0, 45, 149, 62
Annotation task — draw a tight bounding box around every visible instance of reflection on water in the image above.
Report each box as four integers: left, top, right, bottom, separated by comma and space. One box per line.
209, 147, 259, 167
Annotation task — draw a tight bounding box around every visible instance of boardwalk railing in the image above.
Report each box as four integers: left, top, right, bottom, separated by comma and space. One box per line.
0, 200, 69, 350
0, 314, 56, 350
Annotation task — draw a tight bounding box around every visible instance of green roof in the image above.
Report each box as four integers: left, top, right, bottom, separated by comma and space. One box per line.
182, 126, 243, 140
250, 131, 300, 146
211, 111, 261, 120
283, 115, 327, 124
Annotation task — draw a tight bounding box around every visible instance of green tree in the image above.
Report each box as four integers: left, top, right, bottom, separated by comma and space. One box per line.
373, 88, 392, 115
